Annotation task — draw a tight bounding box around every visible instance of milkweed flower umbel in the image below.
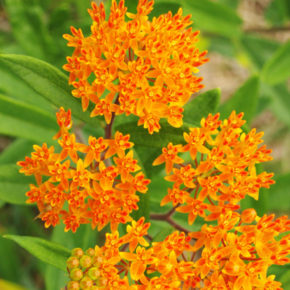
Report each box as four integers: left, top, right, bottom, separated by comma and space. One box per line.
17, 108, 150, 232
65, 215, 289, 289
153, 111, 275, 224
63, 0, 208, 134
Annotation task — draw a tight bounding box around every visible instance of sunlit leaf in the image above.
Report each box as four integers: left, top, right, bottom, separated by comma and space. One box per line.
219, 76, 260, 123
4, 235, 70, 271
262, 41, 290, 85
183, 88, 220, 124
0, 54, 100, 128
182, 0, 242, 38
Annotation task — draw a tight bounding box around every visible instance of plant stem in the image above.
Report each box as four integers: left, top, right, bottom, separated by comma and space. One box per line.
150, 205, 191, 235
104, 95, 119, 140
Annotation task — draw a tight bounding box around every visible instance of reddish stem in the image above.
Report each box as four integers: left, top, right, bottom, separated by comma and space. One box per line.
194, 184, 200, 199
207, 196, 215, 205
104, 95, 119, 140
150, 207, 191, 235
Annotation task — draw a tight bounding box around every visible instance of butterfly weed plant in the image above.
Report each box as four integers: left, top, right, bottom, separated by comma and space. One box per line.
0, 0, 289, 289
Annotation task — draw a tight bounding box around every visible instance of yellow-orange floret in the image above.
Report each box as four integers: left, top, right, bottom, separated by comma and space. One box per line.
17, 108, 150, 232
65, 212, 289, 289
63, 0, 208, 134
153, 111, 275, 224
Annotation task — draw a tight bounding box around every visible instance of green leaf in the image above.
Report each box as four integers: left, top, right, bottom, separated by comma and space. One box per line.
265, 0, 290, 26
150, 2, 181, 19
4, 0, 45, 59
0, 164, 33, 204
45, 265, 69, 290
279, 267, 290, 288
181, 0, 242, 38
0, 54, 100, 128
209, 36, 235, 58
130, 149, 150, 222
0, 113, 55, 143
261, 83, 290, 128
0, 66, 52, 110
3, 235, 71, 271
267, 173, 290, 212
241, 34, 280, 70
0, 236, 22, 283
0, 94, 57, 131
116, 121, 191, 148
219, 75, 260, 123
216, 0, 239, 9
0, 139, 34, 165
133, 146, 162, 178
183, 88, 221, 124
262, 41, 290, 85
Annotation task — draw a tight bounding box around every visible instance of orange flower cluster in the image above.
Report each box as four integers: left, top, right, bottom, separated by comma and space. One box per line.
17, 108, 149, 232
65, 214, 289, 289
153, 111, 275, 225
63, 0, 208, 134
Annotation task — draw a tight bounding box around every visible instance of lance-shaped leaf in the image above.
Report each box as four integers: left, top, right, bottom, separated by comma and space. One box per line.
261, 83, 290, 128
262, 41, 290, 85
0, 94, 57, 142
0, 139, 34, 165
116, 121, 191, 148
241, 34, 280, 70
267, 173, 290, 212
183, 88, 221, 124
0, 114, 55, 143
149, 2, 181, 19
0, 54, 100, 128
4, 0, 45, 59
0, 164, 34, 205
219, 75, 260, 123
3, 235, 71, 271
182, 0, 242, 38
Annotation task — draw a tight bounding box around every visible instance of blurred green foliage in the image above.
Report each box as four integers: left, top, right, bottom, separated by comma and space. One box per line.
0, 0, 289, 288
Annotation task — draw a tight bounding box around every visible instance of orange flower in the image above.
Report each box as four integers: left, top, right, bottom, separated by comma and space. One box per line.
122, 217, 150, 252
63, 0, 208, 134
154, 111, 274, 223
64, 213, 290, 289
177, 197, 208, 225
120, 247, 155, 283
153, 142, 184, 173
18, 108, 150, 232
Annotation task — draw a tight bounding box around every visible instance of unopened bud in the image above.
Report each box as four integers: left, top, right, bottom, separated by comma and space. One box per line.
80, 255, 92, 268
67, 256, 79, 269
80, 277, 94, 288
67, 281, 80, 290
88, 267, 100, 280
72, 248, 84, 258
86, 248, 95, 256
70, 268, 83, 281
241, 208, 257, 224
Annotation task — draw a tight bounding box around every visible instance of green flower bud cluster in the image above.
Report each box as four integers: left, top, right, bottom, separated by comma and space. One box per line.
66, 248, 101, 290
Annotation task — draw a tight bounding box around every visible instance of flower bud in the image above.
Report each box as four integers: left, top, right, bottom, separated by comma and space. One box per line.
72, 248, 84, 258
88, 267, 101, 280
241, 208, 257, 224
67, 281, 80, 290
86, 248, 95, 257
70, 268, 83, 281
67, 256, 80, 269
80, 277, 94, 288
80, 255, 92, 268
